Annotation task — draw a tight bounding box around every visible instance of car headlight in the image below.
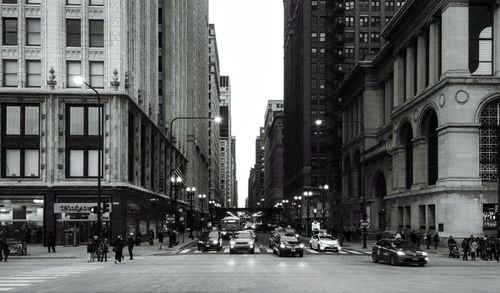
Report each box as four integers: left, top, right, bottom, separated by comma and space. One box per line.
396, 251, 405, 256
251, 225, 256, 229
230, 240, 236, 246
222, 232, 227, 235
198, 241, 203, 244
421, 252, 428, 256
296, 234, 300, 238
213, 240, 218, 245
280, 243, 286, 249
248, 240, 254, 246
299, 243, 304, 248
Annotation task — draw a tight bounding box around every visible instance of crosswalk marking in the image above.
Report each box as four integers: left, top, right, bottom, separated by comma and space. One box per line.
254, 248, 261, 253
339, 251, 348, 254
224, 248, 229, 253
266, 248, 273, 253
305, 248, 318, 254
179, 249, 190, 254
326, 252, 333, 254
344, 249, 362, 255
208, 250, 217, 254
0, 284, 30, 287
364, 252, 372, 255
194, 250, 202, 254
0, 289, 14, 291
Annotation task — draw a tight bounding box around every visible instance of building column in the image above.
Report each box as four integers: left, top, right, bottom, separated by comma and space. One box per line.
405, 44, 416, 101
393, 56, 405, 107
391, 146, 406, 192
412, 137, 427, 190
441, 0, 469, 77
494, 5, 500, 76
416, 31, 428, 93
428, 19, 440, 84
384, 79, 393, 124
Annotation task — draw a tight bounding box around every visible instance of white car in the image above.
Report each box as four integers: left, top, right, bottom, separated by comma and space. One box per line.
309, 234, 341, 252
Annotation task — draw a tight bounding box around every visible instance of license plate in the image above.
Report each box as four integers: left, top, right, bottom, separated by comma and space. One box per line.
412, 258, 418, 261
206, 245, 210, 248
291, 248, 296, 252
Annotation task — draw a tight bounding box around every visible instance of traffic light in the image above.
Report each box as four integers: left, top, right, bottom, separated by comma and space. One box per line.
102, 201, 110, 213
90, 205, 99, 214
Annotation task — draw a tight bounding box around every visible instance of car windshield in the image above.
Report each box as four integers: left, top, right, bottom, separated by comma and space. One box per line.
319, 236, 336, 241
233, 232, 251, 239
281, 236, 298, 242
391, 240, 415, 249
208, 232, 219, 238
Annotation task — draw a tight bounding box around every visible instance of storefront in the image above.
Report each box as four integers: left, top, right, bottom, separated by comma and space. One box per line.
54, 196, 111, 246
0, 196, 44, 245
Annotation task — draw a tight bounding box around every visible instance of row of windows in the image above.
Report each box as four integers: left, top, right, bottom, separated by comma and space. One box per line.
345, 0, 404, 11
345, 16, 390, 28
2, 60, 104, 88
2, 0, 104, 5
2, 18, 103, 47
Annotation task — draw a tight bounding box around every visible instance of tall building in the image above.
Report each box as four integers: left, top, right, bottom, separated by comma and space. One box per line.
219, 76, 236, 208
264, 110, 285, 209
208, 24, 222, 206
0, 0, 212, 246
337, 0, 500, 237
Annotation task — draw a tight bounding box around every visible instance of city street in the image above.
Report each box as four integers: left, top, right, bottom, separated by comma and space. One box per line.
0, 249, 499, 293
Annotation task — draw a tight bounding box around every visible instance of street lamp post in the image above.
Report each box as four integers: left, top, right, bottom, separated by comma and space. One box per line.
294, 195, 302, 233
74, 76, 103, 239
282, 199, 289, 225
303, 191, 313, 236
313, 208, 318, 221
198, 194, 206, 231
319, 184, 329, 226
170, 176, 183, 230
186, 187, 196, 239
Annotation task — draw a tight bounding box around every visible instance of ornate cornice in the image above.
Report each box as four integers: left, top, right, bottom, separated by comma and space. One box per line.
442, 0, 469, 12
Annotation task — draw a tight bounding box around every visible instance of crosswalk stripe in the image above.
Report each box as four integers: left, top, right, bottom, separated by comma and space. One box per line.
344, 249, 362, 255
339, 251, 348, 254
254, 248, 261, 253
0, 289, 13, 291
224, 248, 229, 253
266, 248, 273, 253
364, 252, 372, 255
179, 249, 190, 254
326, 252, 333, 254
208, 250, 217, 254
0, 284, 30, 287
0, 277, 56, 280
194, 250, 202, 254
305, 248, 318, 254
0, 280, 45, 283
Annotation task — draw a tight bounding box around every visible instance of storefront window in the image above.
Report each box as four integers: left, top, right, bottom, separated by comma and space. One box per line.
0, 196, 44, 244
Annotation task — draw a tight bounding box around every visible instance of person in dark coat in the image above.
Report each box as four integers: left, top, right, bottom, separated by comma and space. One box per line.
158, 231, 164, 249
0, 232, 7, 262
461, 239, 470, 261
126, 233, 135, 260
47, 231, 56, 253
433, 232, 440, 249
87, 238, 95, 263
425, 232, 432, 249
135, 233, 141, 246
113, 235, 125, 264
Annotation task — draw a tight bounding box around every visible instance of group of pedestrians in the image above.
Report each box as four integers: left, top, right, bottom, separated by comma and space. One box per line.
0, 232, 10, 262
108, 233, 136, 264
450, 235, 500, 262
86, 235, 109, 263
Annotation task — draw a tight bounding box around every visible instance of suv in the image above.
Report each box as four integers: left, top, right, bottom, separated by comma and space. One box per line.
229, 231, 255, 254
272, 233, 304, 257
197, 230, 223, 251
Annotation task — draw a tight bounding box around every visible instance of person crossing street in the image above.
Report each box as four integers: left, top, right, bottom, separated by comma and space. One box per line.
127, 233, 135, 260
113, 235, 125, 264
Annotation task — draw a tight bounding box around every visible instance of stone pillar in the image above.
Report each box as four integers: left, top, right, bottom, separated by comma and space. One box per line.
391, 146, 406, 191
393, 57, 405, 107
428, 19, 440, 84
416, 31, 428, 93
364, 88, 382, 129
405, 44, 416, 101
441, 0, 469, 77
412, 137, 427, 189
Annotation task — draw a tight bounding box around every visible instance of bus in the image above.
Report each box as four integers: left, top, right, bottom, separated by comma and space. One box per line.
220, 216, 240, 239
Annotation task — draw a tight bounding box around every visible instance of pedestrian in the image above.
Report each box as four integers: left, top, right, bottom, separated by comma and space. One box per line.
87, 238, 95, 263
47, 231, 56, 253
98, 238, 108, 262
148, 230, 154, 246
476, 237, 483, 260
433, 231, 440, 249
127, 233, 135, 260
461, 239, 470, 261
425, 232, 432, 249
470, 239, 478, 261
92, 236, 101, 262
113, 235, 125, 264
0, 232, 7, 262
495, 237, 500, 262
135, 232, 141, 246
158, 231, 164, 249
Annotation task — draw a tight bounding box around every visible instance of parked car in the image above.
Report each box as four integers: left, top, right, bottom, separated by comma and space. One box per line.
197, 230, 223, 251
309, 234, 341, 252
372, 239, 428, 266
229, 231, 255, 254
272, 233, 304, 257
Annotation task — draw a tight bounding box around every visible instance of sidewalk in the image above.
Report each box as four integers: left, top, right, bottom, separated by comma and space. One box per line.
9, 233, 196, 259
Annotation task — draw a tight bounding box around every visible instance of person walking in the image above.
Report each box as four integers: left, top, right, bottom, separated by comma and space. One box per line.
86, 238, 95, 263
158, 231, 164, 249
461, 239, 470, 261
98, 238, 108, 262
126, 233, 135, 260
433, 232, 440, 249
113, 235, 125, 264
425, 232, 432, 249
470, 239, 478, 261
47, 231, 56, 253
0, 232, 7, 262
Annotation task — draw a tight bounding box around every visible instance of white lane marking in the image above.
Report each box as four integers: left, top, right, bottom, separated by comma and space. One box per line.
266, 248, 273, 253
0, 280, 45, 283
0, 277, 56, 280
305, 248, 318, 254
0, 289, 13, 291
364, 252, 372, 255
194, 250, 202, 254
208, 250, 217, 254
224, 248, 229, 253
254, 248, 261, 253
326, 252, 333, 254
344, 249, 362, 255
0, 284, 30, 287
339, 251, 348, 254
179, 249, 190, 254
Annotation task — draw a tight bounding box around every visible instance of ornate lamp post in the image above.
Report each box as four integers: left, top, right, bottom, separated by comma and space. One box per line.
186, 186, 196, 239
170, 176, 183, 231
198, 194, 207, 231
282, 199, 289, 225
294, 195, 302, 233
303, 191, 313, 236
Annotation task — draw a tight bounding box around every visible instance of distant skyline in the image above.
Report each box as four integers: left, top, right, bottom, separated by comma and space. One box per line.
209, 0, 284, 207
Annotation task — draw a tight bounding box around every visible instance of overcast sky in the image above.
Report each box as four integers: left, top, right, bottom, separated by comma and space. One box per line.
209, 0, 284, 207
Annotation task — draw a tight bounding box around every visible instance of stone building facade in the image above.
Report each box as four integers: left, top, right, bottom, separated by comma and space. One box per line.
337, 0, 500, 237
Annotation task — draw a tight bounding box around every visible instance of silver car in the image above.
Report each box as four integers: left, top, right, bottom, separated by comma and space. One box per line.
229, 231, 255, 254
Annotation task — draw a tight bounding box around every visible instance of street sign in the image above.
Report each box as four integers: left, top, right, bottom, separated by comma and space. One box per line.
311, 221, 320, 231
360, 221, 370, 229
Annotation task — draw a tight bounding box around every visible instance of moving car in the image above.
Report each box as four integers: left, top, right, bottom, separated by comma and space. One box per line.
229, 231, 255, 254
272, 233, 304, 257
372, 239, 428, 266
309, 234, 341, 252
198, 230, 223, 251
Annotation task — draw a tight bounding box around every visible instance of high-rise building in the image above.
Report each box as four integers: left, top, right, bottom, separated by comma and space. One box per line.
208, 24, 222, 206
219, 76, 236, 208
264, 110, 285, 209
249, 128, 265, 208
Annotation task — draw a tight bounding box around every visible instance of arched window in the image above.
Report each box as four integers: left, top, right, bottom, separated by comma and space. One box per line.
344, 156, 352, 197
423, 111, 438, 185
479, 100, 500, 181
401, 123, 413, 190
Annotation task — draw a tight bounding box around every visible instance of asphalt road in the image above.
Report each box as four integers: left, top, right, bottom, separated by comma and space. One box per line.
0, 234, 498, 293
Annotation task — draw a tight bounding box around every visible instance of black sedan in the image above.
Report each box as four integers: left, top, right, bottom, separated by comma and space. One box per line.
197, 230, 223, 251
273, 233, 304, 257
372, 239, 428, 266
